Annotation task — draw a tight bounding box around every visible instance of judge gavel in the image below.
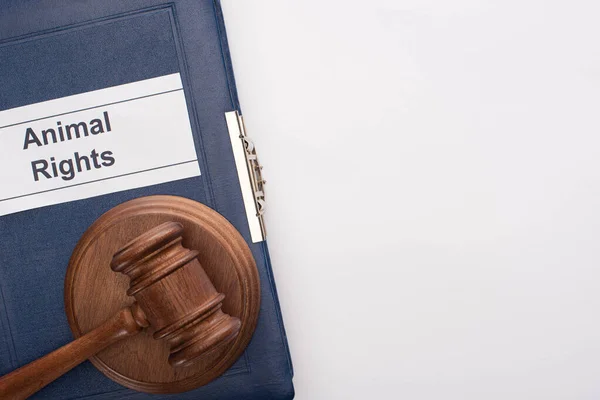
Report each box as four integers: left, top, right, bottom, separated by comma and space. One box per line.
0, 221, 241, 399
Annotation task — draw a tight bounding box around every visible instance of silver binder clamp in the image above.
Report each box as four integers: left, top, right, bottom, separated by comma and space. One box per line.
242, 135, 267, 217
225, 111, 267, 243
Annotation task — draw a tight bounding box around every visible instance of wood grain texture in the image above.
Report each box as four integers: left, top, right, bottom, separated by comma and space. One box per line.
110, 221, 242, 368
64, 195, 261, 394
0, 307, 146, 400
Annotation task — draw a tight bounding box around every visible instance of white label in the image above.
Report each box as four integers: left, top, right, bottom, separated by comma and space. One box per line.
0, 74, 200, 216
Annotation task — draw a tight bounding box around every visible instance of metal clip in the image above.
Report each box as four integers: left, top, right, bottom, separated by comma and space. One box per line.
225, 111, 267, 242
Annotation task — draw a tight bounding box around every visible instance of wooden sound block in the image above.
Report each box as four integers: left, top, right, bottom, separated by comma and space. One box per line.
64, 195, 261, 394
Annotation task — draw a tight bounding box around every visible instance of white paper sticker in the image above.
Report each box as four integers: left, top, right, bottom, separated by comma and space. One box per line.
0, 73, 200, 216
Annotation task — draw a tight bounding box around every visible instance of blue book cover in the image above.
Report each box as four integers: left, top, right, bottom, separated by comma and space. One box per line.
0, 1, 294, 399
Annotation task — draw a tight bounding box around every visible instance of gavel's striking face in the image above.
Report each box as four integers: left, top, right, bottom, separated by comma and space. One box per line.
0, 195, 267, 395
110, 221, 241, 367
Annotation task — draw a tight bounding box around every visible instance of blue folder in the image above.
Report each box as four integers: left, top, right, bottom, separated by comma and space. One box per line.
0, 1, 294, 398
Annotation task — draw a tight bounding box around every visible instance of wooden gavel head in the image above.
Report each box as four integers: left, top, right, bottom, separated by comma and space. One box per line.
110, 221, 241, 368
0, 196, 260, 398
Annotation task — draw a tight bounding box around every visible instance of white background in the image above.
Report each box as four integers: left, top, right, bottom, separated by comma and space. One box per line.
222, 1, 600, 399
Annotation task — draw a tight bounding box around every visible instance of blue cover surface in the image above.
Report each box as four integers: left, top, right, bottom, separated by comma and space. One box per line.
0, 1, 294, 399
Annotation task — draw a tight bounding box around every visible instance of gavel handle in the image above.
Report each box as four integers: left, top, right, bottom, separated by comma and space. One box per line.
0, 305, 147, 400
